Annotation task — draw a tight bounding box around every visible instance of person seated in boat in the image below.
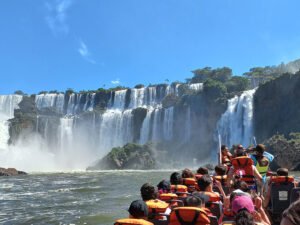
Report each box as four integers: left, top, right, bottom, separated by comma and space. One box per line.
169, 195, 211, 225
213, 165, 228, 184
231, 194, 271, 225
170, 172, 188, 196
114, 200, 154, 225
280, 199, 300, 225
221, 145, 233, 168
249, 144, 274, 180
197, 174, 225, 202
140, 183, 171, 220
263, 168, 295, 208
227, 147, 262, 192
157, 180, 179, 207
195, 167, 209, 180
181, 168, 198, 192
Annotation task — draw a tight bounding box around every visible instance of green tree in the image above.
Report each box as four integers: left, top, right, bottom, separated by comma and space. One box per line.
225, 76, 250, 93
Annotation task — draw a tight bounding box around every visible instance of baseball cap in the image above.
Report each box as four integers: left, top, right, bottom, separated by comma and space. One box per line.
231, 195, 255, 214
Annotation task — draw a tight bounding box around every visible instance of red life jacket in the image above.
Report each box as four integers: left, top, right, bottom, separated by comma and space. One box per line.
231, 156, 256, 185
182, 178, 198, 192
171, 184, 188, 197
270, 176, 294, 184
213, 175, 228, 186
199, 191, 221, 202
145, 199, 169, 220
169, 207, 210, 225
114, 218, 154, 225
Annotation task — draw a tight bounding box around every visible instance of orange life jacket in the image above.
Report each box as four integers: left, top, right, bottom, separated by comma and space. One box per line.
171, 184, 188, 196
114, 218, 154, 225
169, 207, 211, 225
231, 156, 256, 185
159, 193, 178, 202
199, 191, 221, 202
145, 199, 169, 219
270, 176, 294, 184
182, 178, 198, 192
213, 175, 228, 186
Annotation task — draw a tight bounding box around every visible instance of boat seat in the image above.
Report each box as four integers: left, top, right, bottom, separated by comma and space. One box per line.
269, 182, 294, 214
208, 215, 218, 225
290, 187, 300, 203
206, 202, 223, 219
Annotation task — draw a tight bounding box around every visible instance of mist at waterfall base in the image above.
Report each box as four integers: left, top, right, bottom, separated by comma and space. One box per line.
0, 84, 257, 172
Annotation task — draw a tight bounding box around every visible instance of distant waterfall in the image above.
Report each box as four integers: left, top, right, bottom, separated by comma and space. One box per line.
217, 89, 256, 147
0, 95, 23, 149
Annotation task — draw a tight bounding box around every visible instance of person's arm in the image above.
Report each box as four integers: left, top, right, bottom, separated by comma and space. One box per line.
214, 180, 226, 198
227, 167, 234, 187
263, 184, 271, 208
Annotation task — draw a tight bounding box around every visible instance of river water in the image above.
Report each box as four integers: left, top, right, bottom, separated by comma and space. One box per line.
0, 170, 174, 225
1, 170, 299, 225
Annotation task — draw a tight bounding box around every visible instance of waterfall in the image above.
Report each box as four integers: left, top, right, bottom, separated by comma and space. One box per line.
189, 83, 203, 91
217, 89, 256, 147
0, 95, 23, 149
35, 93, 65, 113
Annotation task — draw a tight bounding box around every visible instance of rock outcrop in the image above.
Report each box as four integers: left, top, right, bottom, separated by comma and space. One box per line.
264, 133, 300, 171
87, 143, 157, 170
0, 167, 27, 176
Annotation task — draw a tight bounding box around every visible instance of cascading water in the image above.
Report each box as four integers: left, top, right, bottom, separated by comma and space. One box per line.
1, 83, 206, 171
217, 89, 256, 147
0, 95, 23, 149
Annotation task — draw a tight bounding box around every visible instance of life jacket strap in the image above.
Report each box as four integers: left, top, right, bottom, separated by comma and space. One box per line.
175, 209, 200, 225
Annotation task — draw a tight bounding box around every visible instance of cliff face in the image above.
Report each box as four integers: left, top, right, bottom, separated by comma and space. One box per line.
254, 72, 300, 143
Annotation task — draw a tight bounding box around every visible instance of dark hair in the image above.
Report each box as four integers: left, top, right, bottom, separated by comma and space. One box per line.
277, 168, 289, 176
215, 165, 226, 176
170, 172, 182, 185
234, 209, 254, 225
196, 167, 209, 175
221, 145, 227, 151
232, 180, 249, 193
197, 174, 212, 191
236, 148, 246, 157
184, 195, 202, 207
255, 144, 265, 154
282, 199, 300, 225
140, 183, 157, 201
182, 168, 194, 178
128, 200, 148, 218
157, 180, 171, 192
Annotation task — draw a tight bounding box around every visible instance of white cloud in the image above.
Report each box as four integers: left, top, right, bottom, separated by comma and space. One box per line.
78, 40, 96, 64
45, 0, 73, 35
111, 79, 121, 85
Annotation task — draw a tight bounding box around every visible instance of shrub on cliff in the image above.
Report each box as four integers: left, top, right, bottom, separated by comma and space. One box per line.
87, 143, 156, 170
265, 133, 300, 171
225, 76, 250, 93
191, 67, 232, 83
203, 79, 227, 100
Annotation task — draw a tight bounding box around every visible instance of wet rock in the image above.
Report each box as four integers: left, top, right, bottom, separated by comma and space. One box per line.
0, 167, 27, 176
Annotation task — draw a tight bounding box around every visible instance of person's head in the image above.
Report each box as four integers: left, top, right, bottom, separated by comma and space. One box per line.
197, 174, 213, 191
232, 180, 250, 193
184, 195, 203, 207
277, 168, 289, 176
214, 165, 227, 176
236, 146, 246, 157
128, 200, 149, 219
170, 172, 182, 185
196, 167, 209, 175
140, 183, 157, 201
157, 180, 171, 193
221, 145, 228, 152
281, 199, 300, 225
234, 209, 254, 225
255, 144, 265, 157
231, 195, 255, 215
192, 191, 209, 207
182, 168, 194, 178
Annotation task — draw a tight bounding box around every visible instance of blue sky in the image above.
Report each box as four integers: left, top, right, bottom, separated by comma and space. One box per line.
1, 0, 300, 94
